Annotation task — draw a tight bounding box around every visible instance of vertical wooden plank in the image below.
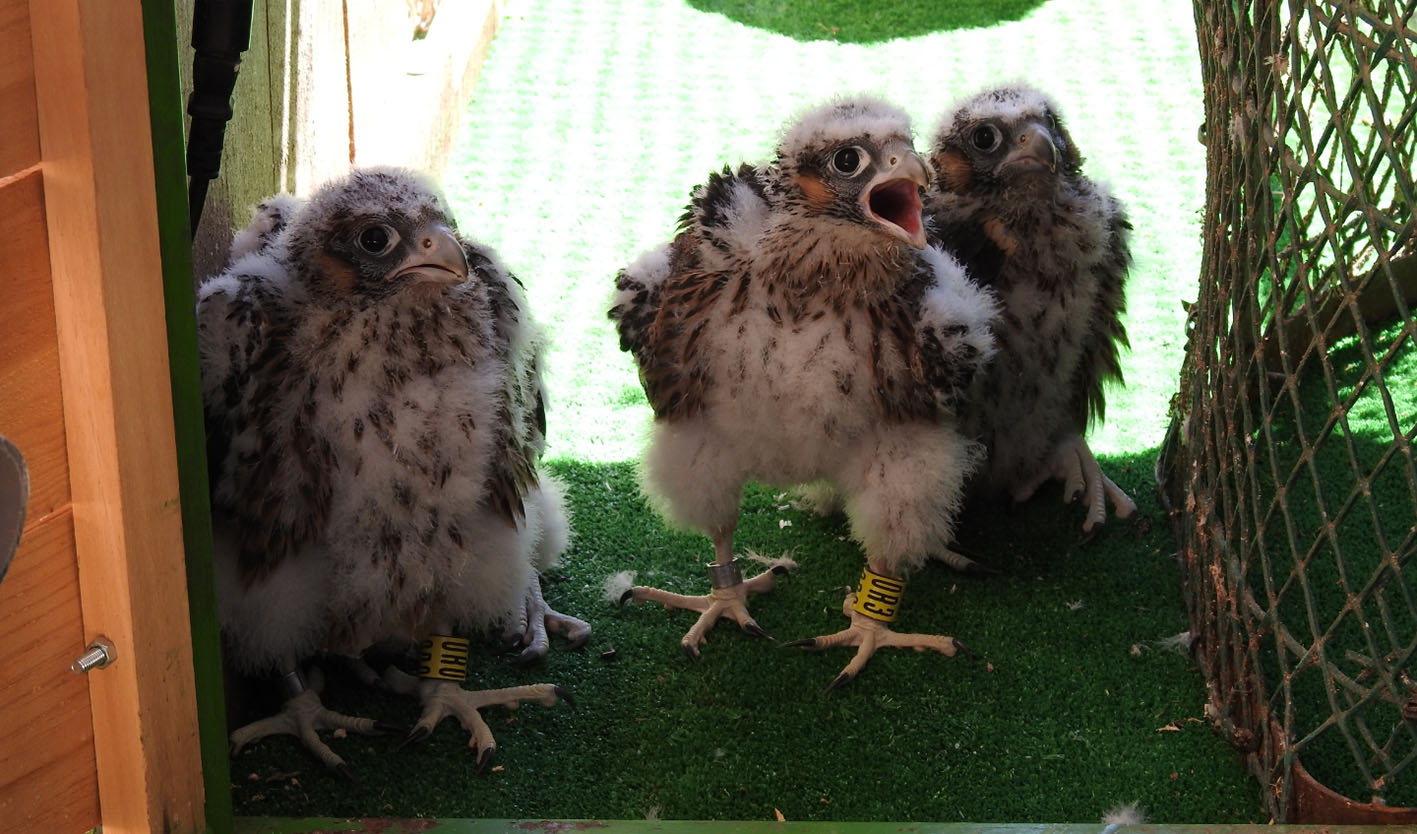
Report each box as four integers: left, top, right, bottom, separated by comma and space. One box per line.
0, 173, 69, 521
290, 0, 354, 194
144, 0, 235, 830
0, 0, 39, 174
178, 0, 292, 282
28, 0, 204, 831
0, 512, 100, 834
346, 0, 502, 175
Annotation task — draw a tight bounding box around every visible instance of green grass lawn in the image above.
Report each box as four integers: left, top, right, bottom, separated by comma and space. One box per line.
230, 0, 1277, 823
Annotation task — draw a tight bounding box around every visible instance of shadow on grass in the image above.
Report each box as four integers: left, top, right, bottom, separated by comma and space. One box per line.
685, 0, 1048, 43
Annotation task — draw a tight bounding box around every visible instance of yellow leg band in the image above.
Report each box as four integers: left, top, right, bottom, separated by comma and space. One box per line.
852, 567, 905, 622
418, 635, 471, 681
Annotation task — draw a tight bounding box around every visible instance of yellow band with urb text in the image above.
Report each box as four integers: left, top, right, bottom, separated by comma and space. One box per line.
852, 567, 905, 622
418, 635, 471, 681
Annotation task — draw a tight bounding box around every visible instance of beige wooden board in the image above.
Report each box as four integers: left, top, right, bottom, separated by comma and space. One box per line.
0, 510, 100, 834
0, 0, 39, 175
0, 172, 69, 521
347, 0, 500, 172
30, 0, 205, 830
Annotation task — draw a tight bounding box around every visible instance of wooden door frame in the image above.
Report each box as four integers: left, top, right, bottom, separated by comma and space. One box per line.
28, 0, 227, 831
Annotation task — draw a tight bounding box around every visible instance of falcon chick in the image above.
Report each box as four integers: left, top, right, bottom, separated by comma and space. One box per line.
198, 166, 581, 774
925, 85, 1136, 535
610, 96, 998, 690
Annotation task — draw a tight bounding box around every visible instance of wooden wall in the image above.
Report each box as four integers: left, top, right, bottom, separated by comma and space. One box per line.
175, 0, 505, 282
0, 0, 101, 830
3, 0, 208, 831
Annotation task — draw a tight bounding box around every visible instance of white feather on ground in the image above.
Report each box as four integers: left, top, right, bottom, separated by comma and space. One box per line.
603, 570, 638, 604
1101, 801, 1147, 825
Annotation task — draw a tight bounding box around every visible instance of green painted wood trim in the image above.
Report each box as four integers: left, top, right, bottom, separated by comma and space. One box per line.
233, 819, 1388, 834
140, 1, 234, 832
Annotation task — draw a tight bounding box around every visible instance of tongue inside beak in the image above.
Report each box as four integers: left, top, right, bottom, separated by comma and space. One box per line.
867, 178, 926, 248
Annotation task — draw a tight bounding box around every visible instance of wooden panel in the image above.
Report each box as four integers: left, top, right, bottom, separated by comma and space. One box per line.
29, 0, 205, 831
0, 509, 99, 834
346, 0, 501, 173
0, 171, 69, 520
177, 0, 291, 281
0, 0, 39, 175
290, 0, 355, 193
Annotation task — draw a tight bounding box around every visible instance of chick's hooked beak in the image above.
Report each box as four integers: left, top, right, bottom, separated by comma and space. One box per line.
862, 141, 930, 249
393, 223, 469, 286
1000, 121, 1058, 176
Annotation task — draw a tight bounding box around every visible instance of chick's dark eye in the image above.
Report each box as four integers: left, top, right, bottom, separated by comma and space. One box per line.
971, 125, 1001, 153
357, 224, 395, 254
830, 146, 865, 176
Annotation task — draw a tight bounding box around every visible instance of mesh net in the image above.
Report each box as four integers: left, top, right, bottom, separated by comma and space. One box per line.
1161, 0, 1417, 820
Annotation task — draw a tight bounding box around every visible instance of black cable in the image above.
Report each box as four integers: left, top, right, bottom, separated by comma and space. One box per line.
187, 0, 254, 239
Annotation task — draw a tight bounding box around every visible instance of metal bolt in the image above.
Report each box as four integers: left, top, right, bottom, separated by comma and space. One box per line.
71, 637, 116, 674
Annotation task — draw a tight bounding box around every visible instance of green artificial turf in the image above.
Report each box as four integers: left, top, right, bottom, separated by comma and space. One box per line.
229, 0, 1277, 824
684, 0, 1049, 42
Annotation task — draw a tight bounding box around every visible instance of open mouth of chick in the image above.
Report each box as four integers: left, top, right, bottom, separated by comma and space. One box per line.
866, 178, 924, 241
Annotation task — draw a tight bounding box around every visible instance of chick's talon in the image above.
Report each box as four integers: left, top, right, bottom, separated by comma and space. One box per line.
789, 593, 962, 690
625, 566, 781, 658
227, 688, 379, 772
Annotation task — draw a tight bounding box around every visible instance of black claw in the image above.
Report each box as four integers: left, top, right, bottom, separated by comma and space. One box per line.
398, 725, 432, 750
680, 643, 700, 663
618, 589, 635, 607
498, 633, 526, 654
1127, 514, 1154, 539
823, 672, 854, 695
373, 721, 404, 735
742, 621, 770, 640
516, 646, 547, 666
332, 762, 356, 782
599, 648, 618, 661
946, 544, 1001, 577
782, 638, 817, 650
553, 685, 576, 710
1068, 488, 1084, 504
952, 637, 975, 660
962, 560, 1002, 578
227, 741, 243, 759
1075, 524, 1102, 548
475, 745, 497, 774
771, 565, 790, 576
564, 633, 591, 652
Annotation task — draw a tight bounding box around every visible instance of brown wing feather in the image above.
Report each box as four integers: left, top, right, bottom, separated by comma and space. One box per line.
468, 242, 543, 527
1072, 200, 1131, 429
636, 265, 739, 420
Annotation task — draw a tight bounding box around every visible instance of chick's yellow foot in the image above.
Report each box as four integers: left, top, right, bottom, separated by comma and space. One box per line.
228, 688, 389, 777
784, 593, 967, 693
620, 564, 786, 661
382, 667, 572, 772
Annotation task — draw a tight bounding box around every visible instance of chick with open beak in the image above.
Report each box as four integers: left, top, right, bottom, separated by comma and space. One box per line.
862, 140, 932, 248
612, 95, 1000, 693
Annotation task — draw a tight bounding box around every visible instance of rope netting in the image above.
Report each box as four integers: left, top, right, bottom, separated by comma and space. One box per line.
1161, 0, 1417, 821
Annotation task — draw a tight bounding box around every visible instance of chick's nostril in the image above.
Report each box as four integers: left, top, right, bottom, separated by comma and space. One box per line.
422, 237, 434, 250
